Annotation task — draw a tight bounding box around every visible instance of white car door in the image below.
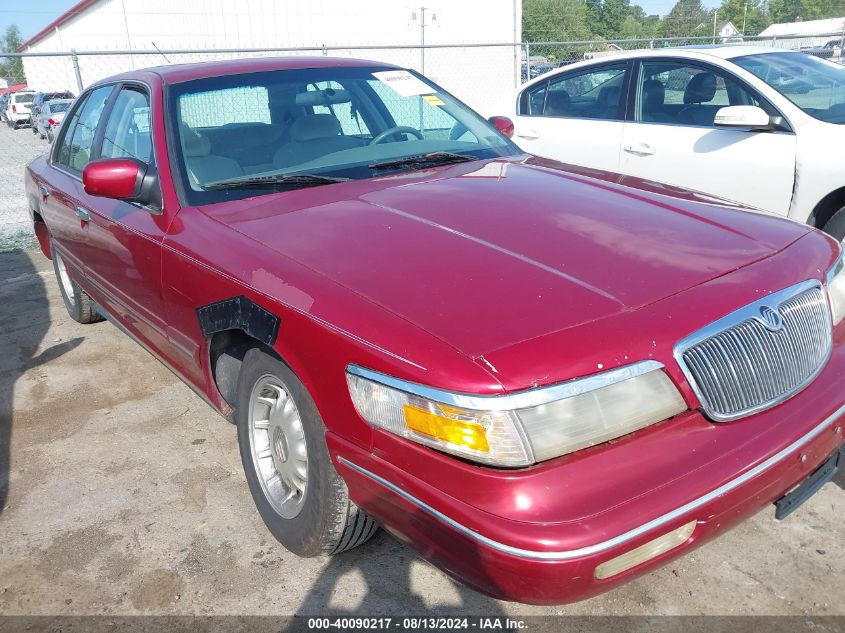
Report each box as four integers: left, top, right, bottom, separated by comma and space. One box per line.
619, 59, 796, 215
511, 62, 629, 173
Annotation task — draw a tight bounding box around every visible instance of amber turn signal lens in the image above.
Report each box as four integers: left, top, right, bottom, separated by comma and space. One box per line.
403, 404, 490, 453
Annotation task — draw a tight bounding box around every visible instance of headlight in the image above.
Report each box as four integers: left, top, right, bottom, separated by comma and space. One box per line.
346, 362, 686, 467
826, 250, 845, 326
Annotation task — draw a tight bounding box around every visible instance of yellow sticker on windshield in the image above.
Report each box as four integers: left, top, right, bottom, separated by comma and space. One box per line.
423, 94, 445, 106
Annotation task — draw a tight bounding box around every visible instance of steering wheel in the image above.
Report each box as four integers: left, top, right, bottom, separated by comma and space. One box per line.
369, 126, 424, 145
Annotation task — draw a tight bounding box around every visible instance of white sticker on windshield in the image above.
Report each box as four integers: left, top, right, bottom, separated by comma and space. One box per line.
373, 70, 436, 97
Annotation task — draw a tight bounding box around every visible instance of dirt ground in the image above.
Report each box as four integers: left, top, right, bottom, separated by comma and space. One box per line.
0, 247, 843, 618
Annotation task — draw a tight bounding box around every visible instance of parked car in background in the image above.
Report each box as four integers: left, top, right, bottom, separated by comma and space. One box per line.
493, 47, 845, 240
34, 99, 74, 142
5, 90, 36, 128
30, 91, 75, 135
24, 57, 845, 605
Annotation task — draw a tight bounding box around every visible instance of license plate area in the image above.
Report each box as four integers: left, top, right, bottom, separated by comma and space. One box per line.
774, 444, 844, 520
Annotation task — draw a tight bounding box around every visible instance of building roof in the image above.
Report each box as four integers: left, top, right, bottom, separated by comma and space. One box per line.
17, 0, 101, 51
0, 83, 29, 95
758, 17, 845, 38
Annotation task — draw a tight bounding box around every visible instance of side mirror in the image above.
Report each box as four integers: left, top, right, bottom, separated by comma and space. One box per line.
714, 105, 776, 131
488, 115, 515, 139
83, 158, 161, 212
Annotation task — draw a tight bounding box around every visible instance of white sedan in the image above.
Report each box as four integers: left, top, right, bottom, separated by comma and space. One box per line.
491, 47, 845, 239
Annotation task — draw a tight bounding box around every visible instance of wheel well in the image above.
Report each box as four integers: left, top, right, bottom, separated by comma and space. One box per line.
811, 187, 845, 231
209, 329, 277, 407
28, 193, 45, 224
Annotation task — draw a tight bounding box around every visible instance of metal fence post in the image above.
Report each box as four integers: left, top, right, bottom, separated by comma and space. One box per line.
70, 49, 83, 92
523, 41, 530, 83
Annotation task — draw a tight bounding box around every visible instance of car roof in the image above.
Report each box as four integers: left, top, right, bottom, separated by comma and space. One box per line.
90, 56, 400, 87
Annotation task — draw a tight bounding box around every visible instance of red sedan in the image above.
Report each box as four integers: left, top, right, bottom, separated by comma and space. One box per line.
24, 57, 845, 604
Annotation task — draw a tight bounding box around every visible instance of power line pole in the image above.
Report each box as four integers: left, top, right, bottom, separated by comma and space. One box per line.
713, 9, 718, 44
742, 2, 748, 35
420, 6, 426, 75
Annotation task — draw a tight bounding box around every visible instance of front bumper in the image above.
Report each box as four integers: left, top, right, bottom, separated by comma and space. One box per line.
328, 338, 845, 604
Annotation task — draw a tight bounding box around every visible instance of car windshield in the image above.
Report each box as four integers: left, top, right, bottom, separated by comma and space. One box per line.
168, 66, 519, 204
15, 93, 34, 103
48, 102, 70, 113
733, 52, 845, 124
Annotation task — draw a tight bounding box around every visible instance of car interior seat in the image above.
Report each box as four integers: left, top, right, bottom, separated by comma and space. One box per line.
182, 126, 244, 185
678, 73, 718, 126
641, 79, 670, 122
595, 86, 621, 119
545, 89, 571, 116
273, 113, 365, 169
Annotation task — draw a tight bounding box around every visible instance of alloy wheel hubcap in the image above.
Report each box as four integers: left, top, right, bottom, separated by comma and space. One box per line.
248, 375, 308, 518
55, 253, 75, 307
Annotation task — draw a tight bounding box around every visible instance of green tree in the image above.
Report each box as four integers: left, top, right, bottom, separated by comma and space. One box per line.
768, 0, 844, 22
660, 0, 714, 37
716, 0, 771, 35
0, 25, 25, 86
523, 0, 593, 58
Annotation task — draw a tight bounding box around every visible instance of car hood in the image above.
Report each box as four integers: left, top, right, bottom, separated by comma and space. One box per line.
205, 157, 812, 359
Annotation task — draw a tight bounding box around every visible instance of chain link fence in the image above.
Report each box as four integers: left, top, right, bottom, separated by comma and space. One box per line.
1, 32, 843, 245
3, 32, 844, 110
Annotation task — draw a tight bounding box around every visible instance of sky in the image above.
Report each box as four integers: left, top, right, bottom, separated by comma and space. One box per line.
1, 0, 724, 44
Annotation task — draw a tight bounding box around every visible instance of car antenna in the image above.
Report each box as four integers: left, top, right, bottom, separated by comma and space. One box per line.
151, 41, 171, 63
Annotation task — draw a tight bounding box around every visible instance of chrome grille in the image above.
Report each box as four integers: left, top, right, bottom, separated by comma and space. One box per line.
676, 281, 832, 421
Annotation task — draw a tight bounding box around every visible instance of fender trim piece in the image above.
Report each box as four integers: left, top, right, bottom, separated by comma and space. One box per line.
197, 295, 280, 346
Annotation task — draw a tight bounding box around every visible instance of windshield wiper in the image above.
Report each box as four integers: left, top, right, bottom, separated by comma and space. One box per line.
369, 151, 474, 172
205, 173, 349, 191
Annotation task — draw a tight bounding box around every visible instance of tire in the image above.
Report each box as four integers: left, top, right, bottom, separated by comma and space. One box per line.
822, 206, 845, 242
235, 348, 378, 557
47, 129, 54, 143
52, 244, 103, 324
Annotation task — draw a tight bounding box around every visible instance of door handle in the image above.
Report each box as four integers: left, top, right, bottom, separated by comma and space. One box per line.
516, 129, 540, 140
39, 183, 50, 198
76, 206, 91, 222
623, 143, 656, 156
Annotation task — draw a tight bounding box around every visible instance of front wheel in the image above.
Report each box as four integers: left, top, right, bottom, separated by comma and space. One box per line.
236, 348, 378, 557
52, 244, 103, 324
822, 206, 845, 242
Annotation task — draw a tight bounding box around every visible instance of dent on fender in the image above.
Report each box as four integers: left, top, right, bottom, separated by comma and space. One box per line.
196, 295, 281, 346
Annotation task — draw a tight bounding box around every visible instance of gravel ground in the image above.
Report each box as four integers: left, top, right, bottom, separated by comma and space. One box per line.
0, 121, 843, 622
0, 121, 49, 249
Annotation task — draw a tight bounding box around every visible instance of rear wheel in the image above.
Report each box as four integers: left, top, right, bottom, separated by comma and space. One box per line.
236, 348, 378, 557
52, 245, 103, 324
47, 129, 54, 143
823, 206, 845, 242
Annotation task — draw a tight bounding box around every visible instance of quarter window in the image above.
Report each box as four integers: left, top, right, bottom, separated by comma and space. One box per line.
101, 87, 152, 163
635, 61, 760, 127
